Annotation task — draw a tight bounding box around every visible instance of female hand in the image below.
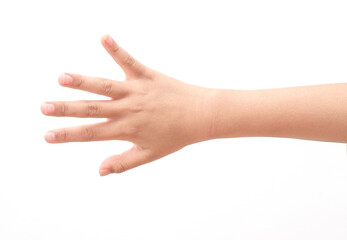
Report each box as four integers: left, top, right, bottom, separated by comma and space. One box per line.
41, 34, 217, 176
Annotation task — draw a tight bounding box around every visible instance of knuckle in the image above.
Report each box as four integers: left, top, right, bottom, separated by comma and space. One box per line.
86, 103, 100, 117
113, 161, 128, 173
80, 127, 95, 141
124, 125, 139, 137
130, 103, 144, 113
101, 78, 113, 95
60, 102, 68, 116
75, 75, 85, 87
124, 55, 135, 66
57, 128, 68, 142
111, 44, 120, 54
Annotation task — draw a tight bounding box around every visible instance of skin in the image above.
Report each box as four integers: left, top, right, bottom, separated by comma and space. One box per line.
41, 34, 347, 176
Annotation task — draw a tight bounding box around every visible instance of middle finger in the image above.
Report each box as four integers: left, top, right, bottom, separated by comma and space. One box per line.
41, 100, 125, 118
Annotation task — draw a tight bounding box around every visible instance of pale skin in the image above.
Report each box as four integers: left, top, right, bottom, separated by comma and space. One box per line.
41, 34, 347, 176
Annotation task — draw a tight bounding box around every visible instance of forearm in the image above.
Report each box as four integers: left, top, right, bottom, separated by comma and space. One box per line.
210, 83, 347, 143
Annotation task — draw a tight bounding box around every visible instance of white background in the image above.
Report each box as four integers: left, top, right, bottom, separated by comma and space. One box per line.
0, 0, 347, 239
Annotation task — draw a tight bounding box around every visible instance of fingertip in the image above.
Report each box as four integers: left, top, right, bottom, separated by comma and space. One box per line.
41, 102, 55, 115
101, 33, 113, 46
40, 102, 47, 114
44, 131, 56, 143
58, 73, 73, 86
101, 33, 108, 42
58, 73, 65, 85
99, 168, 111, 176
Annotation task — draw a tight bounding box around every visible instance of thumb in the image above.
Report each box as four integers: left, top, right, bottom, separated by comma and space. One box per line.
99, 145, 150, 176
100, 34, 147, 79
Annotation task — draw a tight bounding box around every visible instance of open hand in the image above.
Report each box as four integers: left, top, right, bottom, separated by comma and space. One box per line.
41, 34, 216, 176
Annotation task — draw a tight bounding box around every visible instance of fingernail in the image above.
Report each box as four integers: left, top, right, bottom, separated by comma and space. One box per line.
59, 73, 73, 85
43, 103, 55, 114
104, 34, 113, 46
45, 132, 55, 142
99, 168, 111, 176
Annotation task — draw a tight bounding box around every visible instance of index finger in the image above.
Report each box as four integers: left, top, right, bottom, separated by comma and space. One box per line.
58, 73, 129, 99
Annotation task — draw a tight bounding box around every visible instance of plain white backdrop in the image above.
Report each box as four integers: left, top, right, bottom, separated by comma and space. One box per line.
0, 0, 347, 239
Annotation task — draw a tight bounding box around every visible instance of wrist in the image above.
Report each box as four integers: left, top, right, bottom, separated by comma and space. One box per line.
207, 88, 240, 140
178, 85, 255, 145
207, 88, 257, 140
186, 87, 247, 143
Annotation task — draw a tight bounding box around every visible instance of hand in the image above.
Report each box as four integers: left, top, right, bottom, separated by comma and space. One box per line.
41, 34, 217, 176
